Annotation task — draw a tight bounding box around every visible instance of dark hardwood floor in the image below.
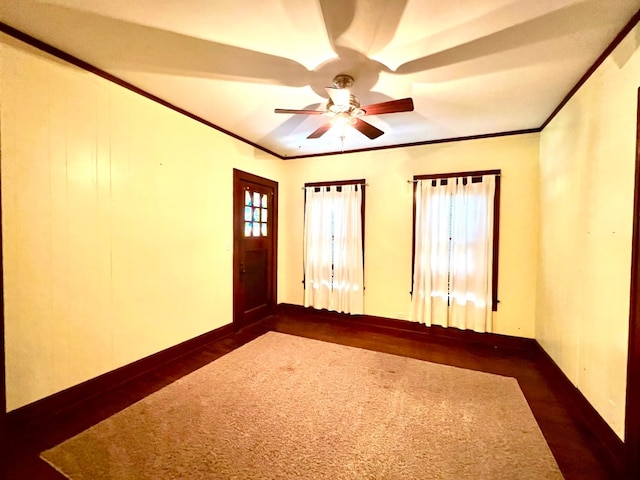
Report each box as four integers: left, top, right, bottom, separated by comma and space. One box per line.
2, 311, 622, 479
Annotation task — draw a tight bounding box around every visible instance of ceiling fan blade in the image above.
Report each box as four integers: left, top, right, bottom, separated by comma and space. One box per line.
326, 87, 351, 108
352, 118, 384, 139
307, 122, 333, 139
275, 108, 325, 115
362, 98, 414, 115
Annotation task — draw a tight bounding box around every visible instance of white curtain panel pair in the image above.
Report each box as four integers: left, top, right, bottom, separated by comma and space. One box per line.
410, 175, 496, 332
303, 184, 364, 314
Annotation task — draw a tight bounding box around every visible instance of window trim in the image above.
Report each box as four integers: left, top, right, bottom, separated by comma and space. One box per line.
411, 169, 501, 311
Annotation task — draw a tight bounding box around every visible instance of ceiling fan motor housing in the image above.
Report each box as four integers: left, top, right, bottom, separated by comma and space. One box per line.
275, 72, 413, 140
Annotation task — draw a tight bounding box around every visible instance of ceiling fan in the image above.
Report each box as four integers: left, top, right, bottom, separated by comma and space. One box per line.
274, 74, 414, 140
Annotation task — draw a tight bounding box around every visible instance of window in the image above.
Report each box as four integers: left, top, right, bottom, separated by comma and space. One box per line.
244, 190, 269, 237
303, 180, 365, 314
410, 170, 500, 332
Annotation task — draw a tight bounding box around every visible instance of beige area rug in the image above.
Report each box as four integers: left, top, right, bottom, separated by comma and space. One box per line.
41, 332, 563, 479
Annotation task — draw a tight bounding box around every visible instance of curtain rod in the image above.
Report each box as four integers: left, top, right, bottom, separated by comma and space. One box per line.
302, 182, 369, 189
407, 174, 501, 183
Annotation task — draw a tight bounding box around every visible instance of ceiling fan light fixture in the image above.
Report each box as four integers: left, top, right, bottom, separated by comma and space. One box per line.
328, 100, 350, 114
330, 112, 352, 128
327, 95, 361, 114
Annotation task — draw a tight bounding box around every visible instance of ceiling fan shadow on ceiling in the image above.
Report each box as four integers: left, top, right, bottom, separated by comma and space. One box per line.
274, 74, 414, 140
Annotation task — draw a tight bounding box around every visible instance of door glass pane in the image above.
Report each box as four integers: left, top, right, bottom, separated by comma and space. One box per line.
243, 190, 269, 237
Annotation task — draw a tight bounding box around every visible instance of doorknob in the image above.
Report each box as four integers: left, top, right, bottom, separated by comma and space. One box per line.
240, 262, 246, 274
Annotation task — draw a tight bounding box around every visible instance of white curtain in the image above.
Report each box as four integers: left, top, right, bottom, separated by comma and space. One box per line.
410, 175, 495, 332
304, 184, 364, 314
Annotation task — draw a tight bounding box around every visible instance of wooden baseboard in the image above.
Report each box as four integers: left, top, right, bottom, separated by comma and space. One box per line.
276, 303, 537, 353
4, 323, 234, 434
533, 342, 626, 477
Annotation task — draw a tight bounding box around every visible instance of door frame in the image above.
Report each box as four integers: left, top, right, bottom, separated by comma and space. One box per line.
0, 136, 5, 440
625, 87, 640, 477
232, 169, 278, 330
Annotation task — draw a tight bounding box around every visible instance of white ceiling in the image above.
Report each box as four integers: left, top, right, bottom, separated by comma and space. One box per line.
1, 0, 638, 158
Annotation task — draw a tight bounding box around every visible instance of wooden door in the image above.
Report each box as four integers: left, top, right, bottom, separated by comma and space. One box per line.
233, 169, 278, 330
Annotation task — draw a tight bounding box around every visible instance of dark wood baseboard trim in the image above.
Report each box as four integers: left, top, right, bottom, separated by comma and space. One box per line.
276, 303, 537, 353
5, 322, 234, 435
533, 340, 625, 477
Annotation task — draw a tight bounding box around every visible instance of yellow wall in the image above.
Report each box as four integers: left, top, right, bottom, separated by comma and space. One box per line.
2, 20, 636, 445
537, 24, 640, 439
280, 133, 541, 338
0, 30, 541, 411
0, 34, 285, 411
